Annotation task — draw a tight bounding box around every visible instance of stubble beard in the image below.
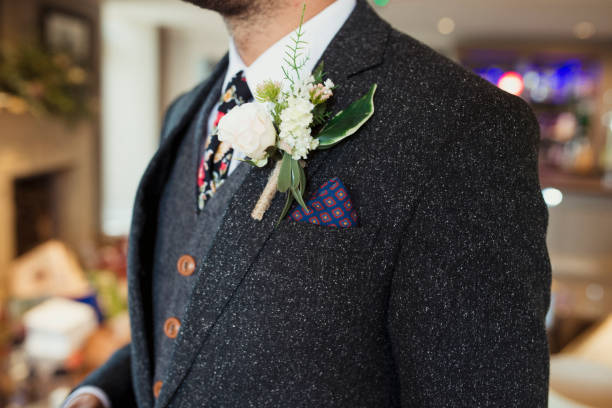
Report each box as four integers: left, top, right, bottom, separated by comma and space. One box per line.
182, 0, 271, 19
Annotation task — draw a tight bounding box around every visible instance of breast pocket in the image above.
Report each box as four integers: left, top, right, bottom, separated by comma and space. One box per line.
248, 220, 382, 322
272, 220, 380, 257
258, 220, 381, 286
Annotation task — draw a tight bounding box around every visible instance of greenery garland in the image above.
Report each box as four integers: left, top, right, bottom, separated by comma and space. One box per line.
0, 45, 94, 122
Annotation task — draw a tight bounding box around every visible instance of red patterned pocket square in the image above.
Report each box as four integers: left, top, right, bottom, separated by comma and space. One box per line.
287, 177, 358, 227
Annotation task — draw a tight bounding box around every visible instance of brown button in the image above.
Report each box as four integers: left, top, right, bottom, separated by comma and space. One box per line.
177, 254, 196, 276
164, 317, 181, 338
153, 380, 163, 398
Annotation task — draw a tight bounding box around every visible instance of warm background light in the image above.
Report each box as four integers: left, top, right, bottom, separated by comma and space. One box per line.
437, 17, 455, 35
573, 21, 596, 39
497, 71, 524, 96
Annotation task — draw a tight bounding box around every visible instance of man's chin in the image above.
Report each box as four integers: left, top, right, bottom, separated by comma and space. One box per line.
181, 0, 251, 16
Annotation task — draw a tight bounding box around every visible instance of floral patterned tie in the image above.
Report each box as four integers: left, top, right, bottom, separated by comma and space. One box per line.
197, 70, 252, 210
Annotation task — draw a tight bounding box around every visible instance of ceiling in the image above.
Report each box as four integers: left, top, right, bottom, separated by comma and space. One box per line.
103, 0, 612, 50
377, 0, 612, 49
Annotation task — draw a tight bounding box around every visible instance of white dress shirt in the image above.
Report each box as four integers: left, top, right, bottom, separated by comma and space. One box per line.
63, 1, 355, 406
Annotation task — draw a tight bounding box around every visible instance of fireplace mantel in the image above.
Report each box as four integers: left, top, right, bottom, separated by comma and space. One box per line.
0, 112, 98, 300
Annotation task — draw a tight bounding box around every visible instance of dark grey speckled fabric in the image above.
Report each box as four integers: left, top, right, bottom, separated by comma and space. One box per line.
150, 73, 251, 385
77, 0, 551, 407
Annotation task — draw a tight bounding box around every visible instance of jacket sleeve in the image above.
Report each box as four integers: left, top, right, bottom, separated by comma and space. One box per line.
70, 343, 137, 407
387, 98, 551, 407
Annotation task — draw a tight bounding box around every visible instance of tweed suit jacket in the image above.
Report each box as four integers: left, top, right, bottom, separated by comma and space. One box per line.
78, 1, 551, 406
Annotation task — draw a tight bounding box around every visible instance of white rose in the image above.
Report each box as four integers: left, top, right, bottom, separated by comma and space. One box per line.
217, 102, 276, 160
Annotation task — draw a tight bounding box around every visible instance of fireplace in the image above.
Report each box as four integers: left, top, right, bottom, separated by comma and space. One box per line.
14, 172, 62, 256
0, 112, 98, 299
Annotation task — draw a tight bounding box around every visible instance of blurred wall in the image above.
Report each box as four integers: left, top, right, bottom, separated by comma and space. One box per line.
547, 192, 612, 319
159, 27, 227, 118
101, 7, 160, 236
547, 191, 612, 286
548, 193, 612, 260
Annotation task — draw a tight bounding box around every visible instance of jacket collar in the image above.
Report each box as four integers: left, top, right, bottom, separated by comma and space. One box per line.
319, 0, 389, 81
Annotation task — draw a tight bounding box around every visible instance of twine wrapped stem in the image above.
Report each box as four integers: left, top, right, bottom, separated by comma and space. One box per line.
251, 159, 282, 220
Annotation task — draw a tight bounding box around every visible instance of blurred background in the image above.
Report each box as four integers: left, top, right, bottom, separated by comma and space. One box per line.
0, 0, 611, 406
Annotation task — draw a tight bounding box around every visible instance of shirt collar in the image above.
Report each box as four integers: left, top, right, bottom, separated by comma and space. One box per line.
223, 0, 356, 95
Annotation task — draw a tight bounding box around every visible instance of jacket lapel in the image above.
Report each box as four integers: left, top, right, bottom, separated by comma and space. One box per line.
157, 1, 390, 405
127, 55, 229, 408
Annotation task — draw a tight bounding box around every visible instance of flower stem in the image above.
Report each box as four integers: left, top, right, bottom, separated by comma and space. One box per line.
251, 159, 283, 221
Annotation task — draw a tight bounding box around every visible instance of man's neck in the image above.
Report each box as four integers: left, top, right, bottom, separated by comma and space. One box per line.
225, 0, 335, 67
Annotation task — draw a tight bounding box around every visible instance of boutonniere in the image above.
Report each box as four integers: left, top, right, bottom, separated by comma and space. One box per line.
217, 5, 376, 224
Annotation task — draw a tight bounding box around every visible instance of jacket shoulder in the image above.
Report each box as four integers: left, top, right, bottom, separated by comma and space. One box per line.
369, 28, 540, 194
380, 28, 538, 145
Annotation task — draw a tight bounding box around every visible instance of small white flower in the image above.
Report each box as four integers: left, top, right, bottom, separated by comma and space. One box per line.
292, 75, 315, 99
278, 94, 317, 160
217, 102, 276, 161
324, 79, 334, 89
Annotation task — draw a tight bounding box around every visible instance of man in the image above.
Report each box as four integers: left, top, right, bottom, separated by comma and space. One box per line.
65, 0, 551, 406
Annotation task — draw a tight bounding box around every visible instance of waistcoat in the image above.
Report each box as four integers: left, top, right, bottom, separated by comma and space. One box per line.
150, 77, 251, 386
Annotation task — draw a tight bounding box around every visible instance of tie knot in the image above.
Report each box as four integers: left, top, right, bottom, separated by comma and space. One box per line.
225, 70, 252, 104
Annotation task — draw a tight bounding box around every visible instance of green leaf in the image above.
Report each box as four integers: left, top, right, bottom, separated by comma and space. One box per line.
298, 162, 306, 197
277, 152, 292, 193
311, 103, 330, 126
289, 159, 307, 211
277, 192, 294, 227
238, 157, 268, 168
316, 84, 377, 149
290, 158, 300, 189
291, 186, 307, 211
264, 145, 278, 156
312, 61, 325, 83
265, 145, 282, 162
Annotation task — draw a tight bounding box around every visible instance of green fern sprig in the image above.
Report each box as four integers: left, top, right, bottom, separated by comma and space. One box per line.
282, 3, 309, 87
